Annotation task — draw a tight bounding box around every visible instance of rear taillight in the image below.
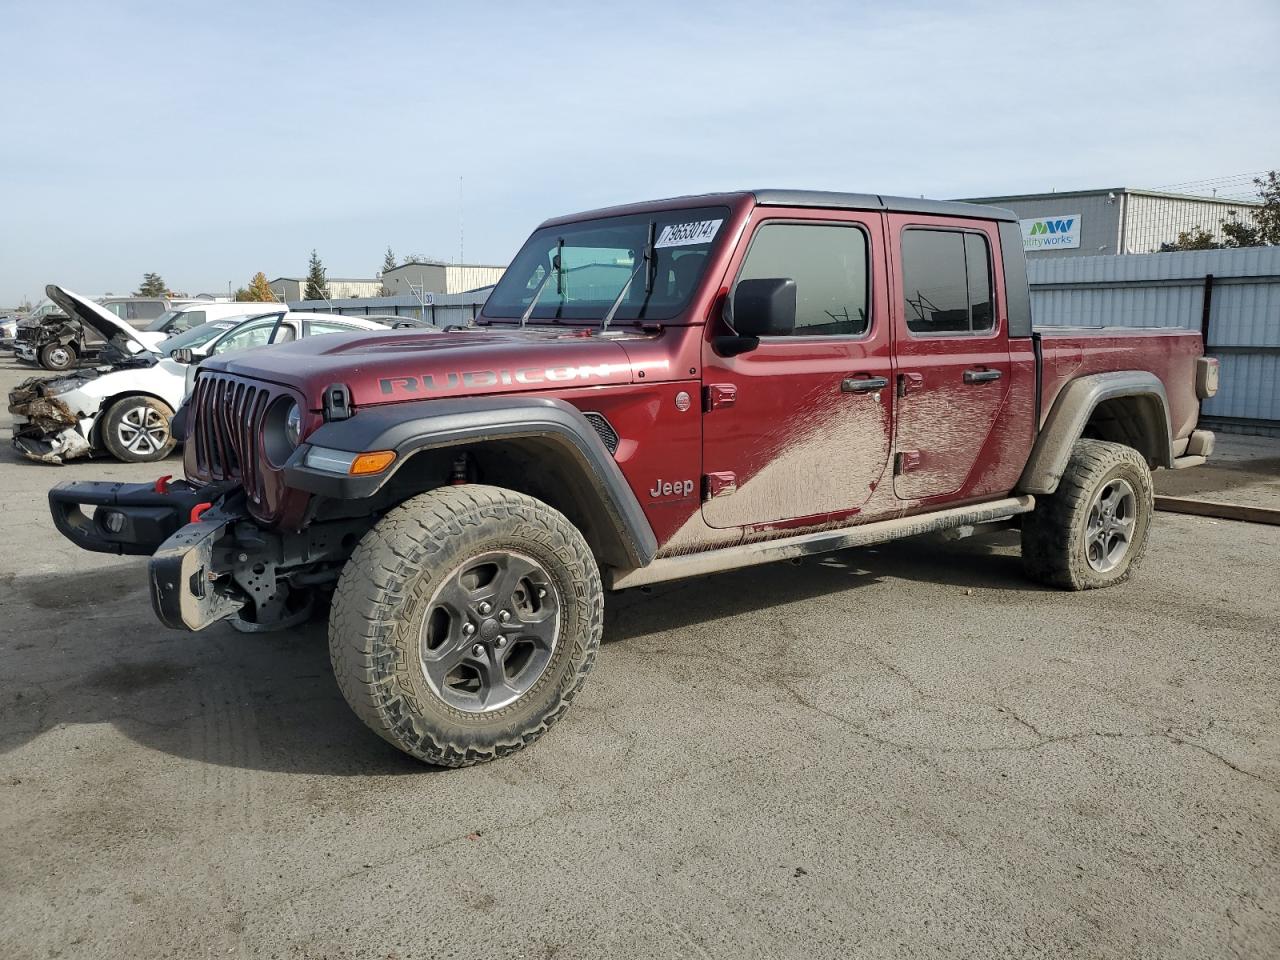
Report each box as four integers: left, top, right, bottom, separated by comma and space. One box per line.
1196, 357, 1219, 399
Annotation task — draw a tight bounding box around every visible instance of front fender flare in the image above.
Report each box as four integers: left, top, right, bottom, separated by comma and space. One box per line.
1017, 371, 1173, 495
282, 396, 658, 569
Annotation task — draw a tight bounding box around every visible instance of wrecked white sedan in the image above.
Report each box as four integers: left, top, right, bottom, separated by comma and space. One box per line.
9, 285, 386, 463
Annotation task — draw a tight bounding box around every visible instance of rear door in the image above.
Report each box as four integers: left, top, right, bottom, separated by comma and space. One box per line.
701, 209, 894, 528
888, 216, 1012, 501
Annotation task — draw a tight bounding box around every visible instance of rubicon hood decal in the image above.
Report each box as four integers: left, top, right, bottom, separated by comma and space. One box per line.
379, 361, 630, 396
210, 326, 643, 406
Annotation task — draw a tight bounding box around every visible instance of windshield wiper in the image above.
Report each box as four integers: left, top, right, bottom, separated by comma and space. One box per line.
600, 221, 656, 333
519, 238, 563, 328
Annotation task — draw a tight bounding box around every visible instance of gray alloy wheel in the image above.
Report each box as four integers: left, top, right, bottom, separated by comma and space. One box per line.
116, 403, 170, 457
420, 550, 562, 713
329, 484, 603, 766
1021, 438, 1153, 591
1083, 477, 1137, 573
100, 396, 177, 463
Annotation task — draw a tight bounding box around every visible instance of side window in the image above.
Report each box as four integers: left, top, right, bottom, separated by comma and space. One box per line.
306, 321, 359, 337
901, 229, 994, 335
174, 310, 205, 332
965, 234, 994, 332
132, 301, 165, 320
735, 222, 869, 336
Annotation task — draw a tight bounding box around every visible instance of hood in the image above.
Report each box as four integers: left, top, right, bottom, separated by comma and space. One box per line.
207, 325, 652, 409
45, 284, 155, 356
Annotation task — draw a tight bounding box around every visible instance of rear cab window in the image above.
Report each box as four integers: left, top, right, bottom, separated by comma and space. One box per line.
900, 228, 994, 336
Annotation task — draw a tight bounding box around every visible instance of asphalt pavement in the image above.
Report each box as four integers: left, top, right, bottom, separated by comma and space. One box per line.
1, 354, 1277, 960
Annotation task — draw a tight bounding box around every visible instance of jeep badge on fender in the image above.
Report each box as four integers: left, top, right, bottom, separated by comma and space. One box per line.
649, 478, 696, 499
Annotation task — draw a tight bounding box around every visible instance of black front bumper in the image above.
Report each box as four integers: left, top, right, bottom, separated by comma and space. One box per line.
49, 479, 221, 555
49, 479, 247, 630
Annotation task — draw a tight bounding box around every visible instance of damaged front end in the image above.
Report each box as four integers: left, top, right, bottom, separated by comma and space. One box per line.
8, 374, 95, 463
49, 478, 367, 632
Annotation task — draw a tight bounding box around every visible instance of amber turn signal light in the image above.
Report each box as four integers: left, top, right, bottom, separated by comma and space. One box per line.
349, 450, 396, 475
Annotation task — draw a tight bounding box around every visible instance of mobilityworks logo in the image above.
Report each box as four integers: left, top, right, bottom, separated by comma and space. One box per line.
1028, 218, 1074, 235
1020, 213, 1082, 250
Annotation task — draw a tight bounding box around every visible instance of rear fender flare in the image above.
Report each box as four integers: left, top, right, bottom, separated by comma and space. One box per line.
1018, 371, 1173, 495
282, 396, 658, 570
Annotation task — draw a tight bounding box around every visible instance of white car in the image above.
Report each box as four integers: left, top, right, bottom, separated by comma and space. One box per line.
9, 286, 386, 464
133, 300, 288, 349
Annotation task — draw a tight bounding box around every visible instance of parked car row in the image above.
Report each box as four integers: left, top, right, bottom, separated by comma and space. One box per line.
7, 285, 443, 464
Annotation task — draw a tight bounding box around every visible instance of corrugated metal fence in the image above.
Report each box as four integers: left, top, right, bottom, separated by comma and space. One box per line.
287, 288, 493, 329
1029, 247, 1280, 435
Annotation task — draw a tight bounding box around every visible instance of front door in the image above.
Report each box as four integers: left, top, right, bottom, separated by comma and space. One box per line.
888, 216, 1012, 501
701, 210, 894, 529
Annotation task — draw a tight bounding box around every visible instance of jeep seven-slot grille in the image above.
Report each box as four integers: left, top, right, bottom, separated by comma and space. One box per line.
582, 412, 619, 455
190, 372, 278, 502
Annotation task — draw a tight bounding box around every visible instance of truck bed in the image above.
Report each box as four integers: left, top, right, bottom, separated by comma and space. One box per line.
1037, 327, 1204, 442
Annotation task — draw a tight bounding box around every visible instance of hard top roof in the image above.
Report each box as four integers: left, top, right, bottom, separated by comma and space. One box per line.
539, 190, 1017, 227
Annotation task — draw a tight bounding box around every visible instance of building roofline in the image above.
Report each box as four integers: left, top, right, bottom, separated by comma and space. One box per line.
270, 277, 382, 284
383, 262, 508, 272
960, 187, 1262, 207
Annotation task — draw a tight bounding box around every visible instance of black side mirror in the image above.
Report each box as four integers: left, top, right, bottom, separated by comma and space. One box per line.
733, 278, 796, 336
171, 348, 194, 364
713, 278, 796, 357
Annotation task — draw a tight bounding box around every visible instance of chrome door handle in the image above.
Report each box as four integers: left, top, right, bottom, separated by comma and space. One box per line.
841, 376, 889, 393
963, 368, 1002, 384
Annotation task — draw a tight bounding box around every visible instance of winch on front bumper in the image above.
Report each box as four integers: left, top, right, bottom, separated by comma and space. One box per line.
48, 478, 367, 632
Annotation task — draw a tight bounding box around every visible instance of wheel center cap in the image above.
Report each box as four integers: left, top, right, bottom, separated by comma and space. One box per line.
479, 618, 501, 641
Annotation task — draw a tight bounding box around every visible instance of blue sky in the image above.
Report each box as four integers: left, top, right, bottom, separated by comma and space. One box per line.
2, 0, 1277, 304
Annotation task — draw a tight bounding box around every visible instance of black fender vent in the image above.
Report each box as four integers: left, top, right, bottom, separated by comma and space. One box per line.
582, 412, 619, 455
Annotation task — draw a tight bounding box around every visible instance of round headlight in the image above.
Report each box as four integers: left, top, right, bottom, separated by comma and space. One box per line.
284, 401, 302, 447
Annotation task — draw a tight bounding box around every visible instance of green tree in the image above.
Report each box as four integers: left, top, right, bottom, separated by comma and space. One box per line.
233, 287, 251, 301
1160, 226, 1221, 252
382, 246, 397, 273
1221, 170, 1280, 247
303, 250, 329, 301
136, 272, 167, 296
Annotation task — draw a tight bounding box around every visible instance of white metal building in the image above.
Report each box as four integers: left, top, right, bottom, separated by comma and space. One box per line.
959, 188, 1262, 258
381, 261, 507, 297
269, 277, 384, 300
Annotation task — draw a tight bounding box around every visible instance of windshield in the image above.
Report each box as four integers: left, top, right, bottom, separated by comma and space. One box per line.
145, 310, 181, 332
159, 320, 242, 351
484, 206, 729, 323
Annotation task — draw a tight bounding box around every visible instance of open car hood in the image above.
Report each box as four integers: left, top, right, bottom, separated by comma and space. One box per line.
44, 284, 155, 356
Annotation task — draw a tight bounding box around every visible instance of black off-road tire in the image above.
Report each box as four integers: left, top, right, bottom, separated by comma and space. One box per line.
40, 342, 77, 370
1021, 438, 1153, 590
329, 484, 604, 767
100, 395, 177, 462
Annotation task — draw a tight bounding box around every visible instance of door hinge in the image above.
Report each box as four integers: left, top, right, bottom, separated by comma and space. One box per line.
703, 471, 737, 499
895, 451, 920, 475
704, 383, 738, 412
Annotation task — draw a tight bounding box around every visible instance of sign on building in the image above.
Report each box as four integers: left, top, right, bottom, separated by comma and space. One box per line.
1020, 214, 1081, 251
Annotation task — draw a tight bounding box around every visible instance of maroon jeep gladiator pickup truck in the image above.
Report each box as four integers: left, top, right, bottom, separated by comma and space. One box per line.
48, 190, 1219, 766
